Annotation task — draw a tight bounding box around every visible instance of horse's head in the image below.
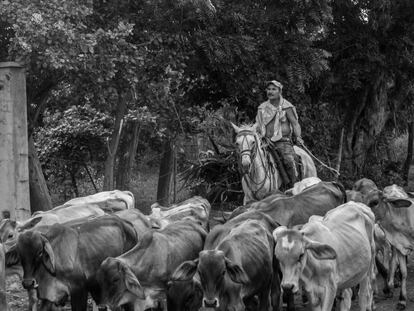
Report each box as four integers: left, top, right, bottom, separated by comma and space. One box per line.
231, 123, 260, 175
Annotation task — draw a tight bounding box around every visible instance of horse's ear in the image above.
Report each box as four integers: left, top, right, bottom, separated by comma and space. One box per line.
230, 122, 240, 133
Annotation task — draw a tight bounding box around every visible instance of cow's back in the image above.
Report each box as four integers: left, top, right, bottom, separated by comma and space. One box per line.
252, 181, 346, 226
63, 190, 135, 212
122, 220, 207, 285
45, 215, 137, 282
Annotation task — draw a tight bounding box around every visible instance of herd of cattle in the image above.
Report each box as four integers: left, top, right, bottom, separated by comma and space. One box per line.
0, 179, 413, 311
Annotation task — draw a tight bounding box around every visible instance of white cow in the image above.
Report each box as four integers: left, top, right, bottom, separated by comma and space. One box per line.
148, 196, 211, 230
61, 189, 135, 211
273, 202, 376, 311
287, 176, 322, 196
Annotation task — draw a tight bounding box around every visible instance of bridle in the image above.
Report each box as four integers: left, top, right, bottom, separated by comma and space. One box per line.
235, 129, 275, 200
236, 130, 258, 164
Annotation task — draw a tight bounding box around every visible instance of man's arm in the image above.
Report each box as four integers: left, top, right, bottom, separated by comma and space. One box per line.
285, 108, 303, 144
255, 109, 265, 136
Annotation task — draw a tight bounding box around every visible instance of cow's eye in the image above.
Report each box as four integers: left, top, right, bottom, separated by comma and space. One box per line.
298, 254, 304, 262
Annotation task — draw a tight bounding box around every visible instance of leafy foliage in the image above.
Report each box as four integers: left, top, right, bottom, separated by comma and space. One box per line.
2, 0, 414, 203
181, 148, 242, 205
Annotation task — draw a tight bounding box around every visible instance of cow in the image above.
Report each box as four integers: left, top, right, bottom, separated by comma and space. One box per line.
227, 181, 345, 311
373, 223, 392, 296
346, 189, 363, 202
172, 211, 279, 311
148, 196, 211, 230
61, 189, 135, 212
16, 215, 139, 311
166, 276, 203, 311
17, 204, 105, 231
114, 209, 152, 237
273, 201, 376, 311
363, 184, 414, 310
353, 178, 378, 194
95, 219, 207, 311
286, 176, 322, 196
230, 181, 346, 227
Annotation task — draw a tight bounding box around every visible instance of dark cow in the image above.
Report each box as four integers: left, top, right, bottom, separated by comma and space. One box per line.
231, 181, 346, 227
114, 209, 152, 237
16, 215, 138, 311
95, 219, 207, 311
172, 211, 279, 311
167, 277, 203, 311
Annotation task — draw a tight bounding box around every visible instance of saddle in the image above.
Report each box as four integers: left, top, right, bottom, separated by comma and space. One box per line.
264, 142, 303, 189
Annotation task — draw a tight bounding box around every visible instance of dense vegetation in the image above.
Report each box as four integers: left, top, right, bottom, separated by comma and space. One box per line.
1, 0, 413, 208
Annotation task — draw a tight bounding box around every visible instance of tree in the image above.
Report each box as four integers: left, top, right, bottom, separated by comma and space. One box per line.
320, 0, 414, 177
0, 0, 145, 205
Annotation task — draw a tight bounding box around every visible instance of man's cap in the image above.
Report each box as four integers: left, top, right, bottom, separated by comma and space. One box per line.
266, 80, 283, 89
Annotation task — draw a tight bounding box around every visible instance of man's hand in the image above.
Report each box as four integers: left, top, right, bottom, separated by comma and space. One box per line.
296, 136, 304, 145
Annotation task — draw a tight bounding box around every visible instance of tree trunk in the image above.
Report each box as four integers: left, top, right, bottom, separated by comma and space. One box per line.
28, 135, 52, 212
116, 121, 141, 189
156, 139, 175, 205
103, 93, 127, 191
344, 74, 412, 178
70, 165, 79, 197
406, 121, 414, 190
352, 78, 389, 175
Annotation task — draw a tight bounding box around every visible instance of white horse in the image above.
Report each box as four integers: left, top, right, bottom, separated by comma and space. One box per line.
231, 123, 317, 204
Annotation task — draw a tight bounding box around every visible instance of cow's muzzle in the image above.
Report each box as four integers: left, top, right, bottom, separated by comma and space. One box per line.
203, 297, 219, 308
22, 278, 38, 290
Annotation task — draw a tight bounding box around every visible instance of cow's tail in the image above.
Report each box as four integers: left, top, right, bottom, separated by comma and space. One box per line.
333, 181, 347, 204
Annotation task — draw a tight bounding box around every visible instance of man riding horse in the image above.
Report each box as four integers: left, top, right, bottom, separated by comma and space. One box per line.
255, 79, 303, 189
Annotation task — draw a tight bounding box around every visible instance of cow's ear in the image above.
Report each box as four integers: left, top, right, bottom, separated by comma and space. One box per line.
171, 259, 198, 281
41, 235, 56, 274
225, 257, 249, 284
385, 197, 412, 208
304, 237, 336, 260
272, 226, 287, 242
230, 122, 240, 133
120, 262, 145, 299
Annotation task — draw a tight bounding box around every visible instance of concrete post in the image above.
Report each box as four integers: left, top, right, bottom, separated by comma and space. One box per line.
0, 62, 31, 222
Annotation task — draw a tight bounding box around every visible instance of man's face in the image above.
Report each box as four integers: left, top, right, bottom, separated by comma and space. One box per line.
266, 84, 281, 100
